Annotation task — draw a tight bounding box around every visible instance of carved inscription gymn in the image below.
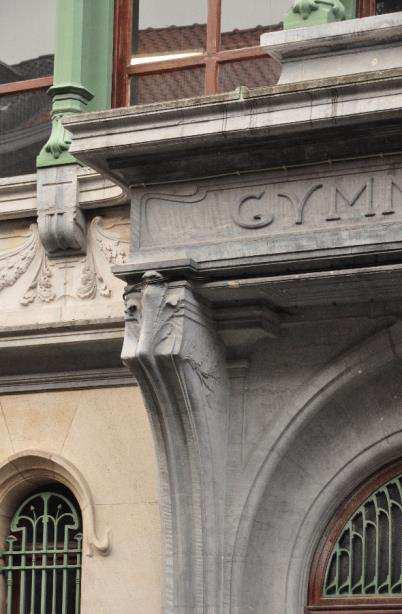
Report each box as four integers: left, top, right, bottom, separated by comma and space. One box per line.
138, 164, 402, 247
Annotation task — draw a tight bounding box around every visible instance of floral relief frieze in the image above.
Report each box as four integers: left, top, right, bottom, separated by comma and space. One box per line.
0, 216, 129, 307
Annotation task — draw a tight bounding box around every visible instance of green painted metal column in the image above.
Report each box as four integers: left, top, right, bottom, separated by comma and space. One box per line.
284, 0, 356, 29
37, 0, 115, 168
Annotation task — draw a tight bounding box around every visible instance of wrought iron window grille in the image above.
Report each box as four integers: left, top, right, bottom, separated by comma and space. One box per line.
308, 463, 402, 612
0, 491, 82, 614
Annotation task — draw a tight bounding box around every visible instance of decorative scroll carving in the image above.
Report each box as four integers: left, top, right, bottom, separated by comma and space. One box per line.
233, 191, 274, 229
76, 217, 129, 300
122, 272, 230, 612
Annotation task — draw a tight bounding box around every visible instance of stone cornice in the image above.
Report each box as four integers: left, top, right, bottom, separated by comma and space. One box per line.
0, 367, 134, 395
0, 167, 128, 222
64, 67, 402, 186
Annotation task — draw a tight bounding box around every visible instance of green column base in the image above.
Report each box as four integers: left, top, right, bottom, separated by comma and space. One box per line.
284, 0, 356, 30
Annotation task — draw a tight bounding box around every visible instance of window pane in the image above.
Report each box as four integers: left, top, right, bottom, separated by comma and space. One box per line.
219, 57, 280, 92
221, 0, 292, 50
0, 90, 51, 178
0, 0, 55, 82
132, 0, 207, 63
131, 67, 205, 105
0, 0, 55, 178
377, 0, 402, 13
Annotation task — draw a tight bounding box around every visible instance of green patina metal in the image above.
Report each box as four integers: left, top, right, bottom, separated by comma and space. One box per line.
284, 0, 356, 30
324, 474, 402, 598
37, 0, 115, 168
0, 491, 82, 614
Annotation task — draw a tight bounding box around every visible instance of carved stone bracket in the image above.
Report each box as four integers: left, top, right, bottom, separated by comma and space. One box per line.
37, 164, 86, 258
122, 271, 230, 612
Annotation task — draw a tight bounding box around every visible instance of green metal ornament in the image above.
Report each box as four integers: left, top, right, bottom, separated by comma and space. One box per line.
0, 491, 82, 613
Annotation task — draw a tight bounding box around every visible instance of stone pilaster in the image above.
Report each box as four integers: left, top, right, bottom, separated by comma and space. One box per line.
122, 271, 230, 613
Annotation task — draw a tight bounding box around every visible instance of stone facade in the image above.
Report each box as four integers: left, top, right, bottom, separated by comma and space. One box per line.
63, 11, 402, 614
0, 169, 162, 613
5, 7, 402, 614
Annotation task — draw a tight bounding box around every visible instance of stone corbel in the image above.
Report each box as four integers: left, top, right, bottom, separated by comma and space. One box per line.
122, 271, 230, 612
37, 164, 86, 257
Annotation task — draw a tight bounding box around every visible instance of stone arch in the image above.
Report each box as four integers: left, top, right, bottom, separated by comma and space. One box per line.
230, 320, 402, 613
0, 450, 111, 559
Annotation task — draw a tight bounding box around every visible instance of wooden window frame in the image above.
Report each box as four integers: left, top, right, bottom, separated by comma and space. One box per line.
357, 0, 377, 16
112, 0, 268, 108
307, 460, 402, 614
0, 76, 53, 97
357, 0, 402, 17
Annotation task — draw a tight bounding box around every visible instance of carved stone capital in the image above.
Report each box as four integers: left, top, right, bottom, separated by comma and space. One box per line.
37, 164, 86, 258
122, 271, 230, 612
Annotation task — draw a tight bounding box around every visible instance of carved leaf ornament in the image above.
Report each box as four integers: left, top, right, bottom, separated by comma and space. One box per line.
0, 217, 129, 305
76, 217, 129, 300
0, 225, 55, 305
0, 226, 37, 291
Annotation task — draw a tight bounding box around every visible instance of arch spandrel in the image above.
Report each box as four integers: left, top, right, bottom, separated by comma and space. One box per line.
230, 321, 402, 613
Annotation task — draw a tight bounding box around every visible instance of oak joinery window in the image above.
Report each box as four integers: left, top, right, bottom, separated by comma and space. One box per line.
308, 462, 402, 613
113, 0, 293, 107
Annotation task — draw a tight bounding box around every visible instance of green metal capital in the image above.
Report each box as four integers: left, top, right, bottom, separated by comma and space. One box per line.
284, 0, 356, 30
37, 0, 114, 168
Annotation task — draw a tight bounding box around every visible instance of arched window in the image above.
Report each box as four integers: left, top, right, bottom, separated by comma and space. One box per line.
0, 487, 82, 614
308, 462, 402, 612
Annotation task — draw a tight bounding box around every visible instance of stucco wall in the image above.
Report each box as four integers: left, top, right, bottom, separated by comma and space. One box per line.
0, 386, 162, 614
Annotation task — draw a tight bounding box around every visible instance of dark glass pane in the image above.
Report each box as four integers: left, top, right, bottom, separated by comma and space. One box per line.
131, 67, 205, 105
0, 0, 55, 177
377, 0, 402, 13
0, 89, 51, 178
221, 0, 292, 50
132, 0, 207, 60
0, 0, 55, 83
219, 57, 280, 93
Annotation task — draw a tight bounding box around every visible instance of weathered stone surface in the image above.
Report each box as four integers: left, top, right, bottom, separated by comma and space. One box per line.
0, 387, 162, 614
53, 14, 402, 614
122, 272, 230, 612
263, 12, 402, 83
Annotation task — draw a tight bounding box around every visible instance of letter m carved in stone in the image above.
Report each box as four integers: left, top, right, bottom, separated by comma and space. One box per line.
327, 178, 375, 221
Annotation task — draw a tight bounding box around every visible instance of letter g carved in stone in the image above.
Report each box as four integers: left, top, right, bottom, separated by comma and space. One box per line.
233, 191, 274, 229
